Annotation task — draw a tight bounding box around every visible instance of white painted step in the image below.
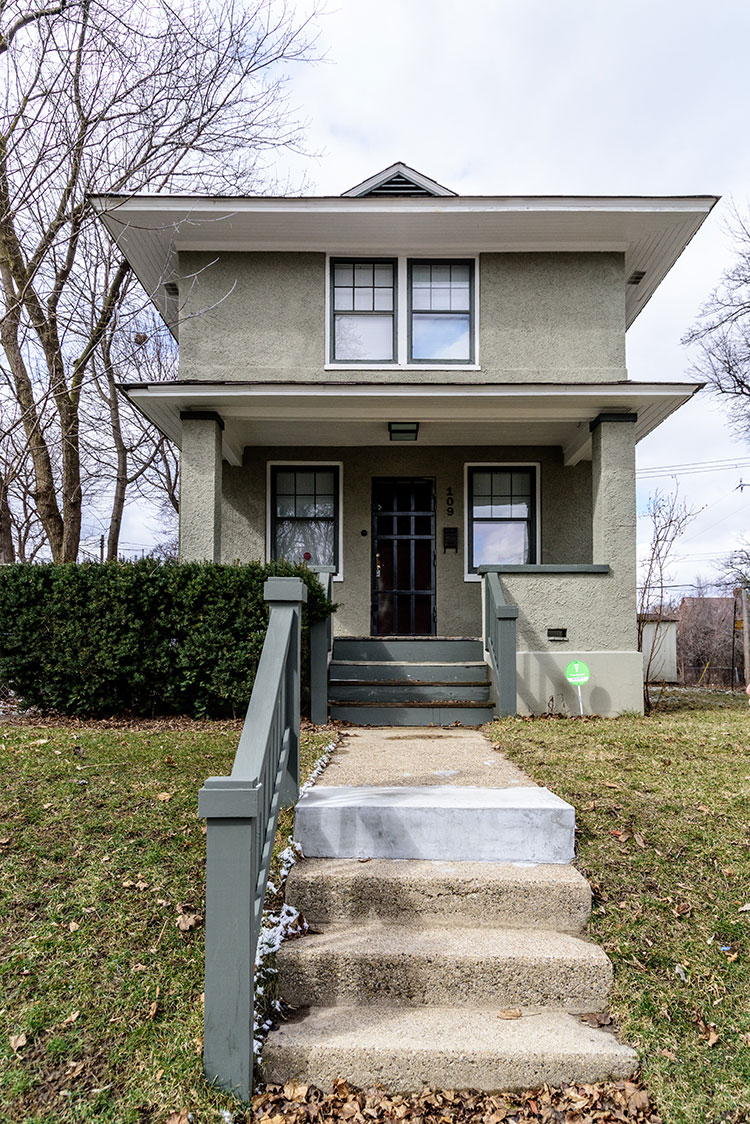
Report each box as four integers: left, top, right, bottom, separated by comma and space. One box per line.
286, 858, 592, 931
262, 1006, 637, 1092
294, 785, 575, 863
277, 923, 612, 1010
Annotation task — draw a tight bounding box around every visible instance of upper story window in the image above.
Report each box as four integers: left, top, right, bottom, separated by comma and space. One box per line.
331, 259, 396, 363
329, 257, 476, 366
409, 260, 473, 363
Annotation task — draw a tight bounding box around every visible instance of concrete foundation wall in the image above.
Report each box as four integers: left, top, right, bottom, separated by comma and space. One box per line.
178, 251, 626, 385
516, 651, 644, 716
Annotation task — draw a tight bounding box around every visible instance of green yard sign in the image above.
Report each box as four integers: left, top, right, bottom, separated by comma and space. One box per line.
565, 660, 590, 685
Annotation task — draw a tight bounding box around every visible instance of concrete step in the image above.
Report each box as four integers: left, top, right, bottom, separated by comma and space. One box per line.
261, 1006, 637, 1092
329, 703, 496, 726
329, 682, 491, 703
332, 638, 484, 662
294, 785, 575, 863
286, 858, 592, 932
330, 661, 489, 683
277, 923, 612, 1010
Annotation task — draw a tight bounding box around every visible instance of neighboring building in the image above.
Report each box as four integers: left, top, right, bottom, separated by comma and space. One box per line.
678, 594, 743, 688
638, 613, 678, 683
93, 163, 715, 717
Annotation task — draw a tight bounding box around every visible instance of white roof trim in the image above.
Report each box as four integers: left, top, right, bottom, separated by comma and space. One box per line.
342, 162, 457, 197
121, 380, 701, 464
90, 192, 718, 338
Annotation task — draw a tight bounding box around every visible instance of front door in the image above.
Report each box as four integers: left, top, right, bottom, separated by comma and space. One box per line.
372, 478, 436, 635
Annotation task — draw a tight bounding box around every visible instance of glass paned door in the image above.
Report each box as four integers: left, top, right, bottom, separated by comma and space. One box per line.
372, 478, 435, 635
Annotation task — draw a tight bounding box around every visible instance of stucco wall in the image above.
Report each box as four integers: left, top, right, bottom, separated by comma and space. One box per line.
218, 444, 621, 641
177, 250, 626, 385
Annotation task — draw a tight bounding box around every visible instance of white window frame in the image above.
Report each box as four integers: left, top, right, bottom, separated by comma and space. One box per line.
463, 461, 541, 582
266, 460, 344, 582
325, 253, 480, 370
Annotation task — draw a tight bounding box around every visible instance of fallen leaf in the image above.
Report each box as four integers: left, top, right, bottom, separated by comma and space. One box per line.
68, 921, 80, 933
148, 1000, 158, 1020
604, 782, 621, 790
135, 880, 148, 891
738, 903, 750, 913
132, 963, 148, 973
675, 964, 688, 982
9, 1033, 27, 1052
633, 832, 646, 849
497, 1008, 522, 1019
62, 1010, 80, 1026
29, 738, 49, 746
697, 803, 710, 813
164, 756, 176, 767
357, 857, 371, 863
165, 1112, 190, 1124
53, 749, 62, 756
659, 1047, 677, 1060
673, 901, 692, 918
707, 1027, 720, 1047
156, 792, 173, 802
176, 911, 203, 932
0, 836, 10, 845
66, 1060, 85, 1079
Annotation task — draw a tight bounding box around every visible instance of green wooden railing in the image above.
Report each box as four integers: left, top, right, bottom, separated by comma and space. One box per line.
198, 576, 308, 1101
479, 567, 518, 717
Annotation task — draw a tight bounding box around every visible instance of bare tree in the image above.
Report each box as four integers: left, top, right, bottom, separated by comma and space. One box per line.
638, 488, 696, 710
684, 205, 750, 442
0, 0, 319, 561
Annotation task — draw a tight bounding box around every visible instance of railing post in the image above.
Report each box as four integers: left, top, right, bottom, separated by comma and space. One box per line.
309, 566, 335, 725
264, 577, 307, 807
198, 777, 261, 1101
497, 608, 518, 716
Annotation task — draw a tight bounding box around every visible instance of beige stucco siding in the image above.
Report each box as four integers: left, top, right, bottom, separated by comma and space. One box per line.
219, 444, 637, 649
177, 251, 626, 384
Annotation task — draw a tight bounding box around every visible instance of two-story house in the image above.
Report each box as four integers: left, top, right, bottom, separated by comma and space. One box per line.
93, 163, 715, 719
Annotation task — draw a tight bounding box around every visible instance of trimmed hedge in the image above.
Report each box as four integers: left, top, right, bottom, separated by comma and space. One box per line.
0, 560, 335, 718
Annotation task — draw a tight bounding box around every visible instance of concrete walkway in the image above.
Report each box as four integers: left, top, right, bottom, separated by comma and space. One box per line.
320, 726, 535, 788
262, 725, 636, 1092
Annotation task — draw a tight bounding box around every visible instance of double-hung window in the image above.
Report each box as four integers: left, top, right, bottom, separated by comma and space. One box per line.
271, 466, 340, 570
409, 260, 474, 363
468, 467, 537, 571
329, 257, 475, 364
331, 259, 396, 363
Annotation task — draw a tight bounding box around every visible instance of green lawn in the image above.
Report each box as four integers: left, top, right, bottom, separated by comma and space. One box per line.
1, 691, 749, 1124
486, 688, 750, 1124
0, 719, 333, 1124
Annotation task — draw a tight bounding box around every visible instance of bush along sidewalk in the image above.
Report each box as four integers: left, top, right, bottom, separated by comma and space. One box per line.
0, 559, 335, 718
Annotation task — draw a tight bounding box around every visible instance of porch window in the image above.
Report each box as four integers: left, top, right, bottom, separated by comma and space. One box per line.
468, 467, 537, 571
271, 466, 339, 569
330, 259, 396, 363
408, 260, 474, 363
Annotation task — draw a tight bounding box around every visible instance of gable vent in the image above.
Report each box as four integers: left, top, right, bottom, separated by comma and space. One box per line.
363, 173, 438, 197
628, 270, 646, 285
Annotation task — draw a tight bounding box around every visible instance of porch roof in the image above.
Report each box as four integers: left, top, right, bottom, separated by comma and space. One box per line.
120, 379, 701, 468
91, 192, 717, 338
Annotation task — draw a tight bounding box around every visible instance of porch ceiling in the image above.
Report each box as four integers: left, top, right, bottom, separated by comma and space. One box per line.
121, 381, 701, 468
91, 193, 717, 337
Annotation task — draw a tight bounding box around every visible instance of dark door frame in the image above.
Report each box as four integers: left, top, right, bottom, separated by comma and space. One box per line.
371, 476, 436, 636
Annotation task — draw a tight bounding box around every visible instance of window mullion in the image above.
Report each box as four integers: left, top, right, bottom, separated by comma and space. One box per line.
397, 257, 408, 366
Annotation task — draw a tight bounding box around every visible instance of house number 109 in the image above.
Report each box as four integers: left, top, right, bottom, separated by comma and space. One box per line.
446, 486, 455, 517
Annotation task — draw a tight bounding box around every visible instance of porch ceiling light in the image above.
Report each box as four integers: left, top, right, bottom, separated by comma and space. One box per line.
388, 421, 419, 442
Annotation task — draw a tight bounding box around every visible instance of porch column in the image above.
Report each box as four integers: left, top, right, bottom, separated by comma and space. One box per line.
179, 412, 223, 562
591, 413, 637, 647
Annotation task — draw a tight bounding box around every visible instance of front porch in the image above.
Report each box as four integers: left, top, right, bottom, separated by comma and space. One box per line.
124, 379, 697, 717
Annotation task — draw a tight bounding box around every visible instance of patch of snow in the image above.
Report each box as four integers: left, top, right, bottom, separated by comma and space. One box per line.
253, 741, 336, 1061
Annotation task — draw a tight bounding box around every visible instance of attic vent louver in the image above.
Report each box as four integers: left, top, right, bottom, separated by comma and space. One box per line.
364, 173, 436, 197
628, 270, 646, 285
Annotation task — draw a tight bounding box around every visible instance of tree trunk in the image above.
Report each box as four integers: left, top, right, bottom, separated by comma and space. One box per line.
0, 472, 14, 563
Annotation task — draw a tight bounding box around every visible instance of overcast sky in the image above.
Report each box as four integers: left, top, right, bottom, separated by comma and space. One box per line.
263, 0, 750, 595
114, 0, 750, 591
